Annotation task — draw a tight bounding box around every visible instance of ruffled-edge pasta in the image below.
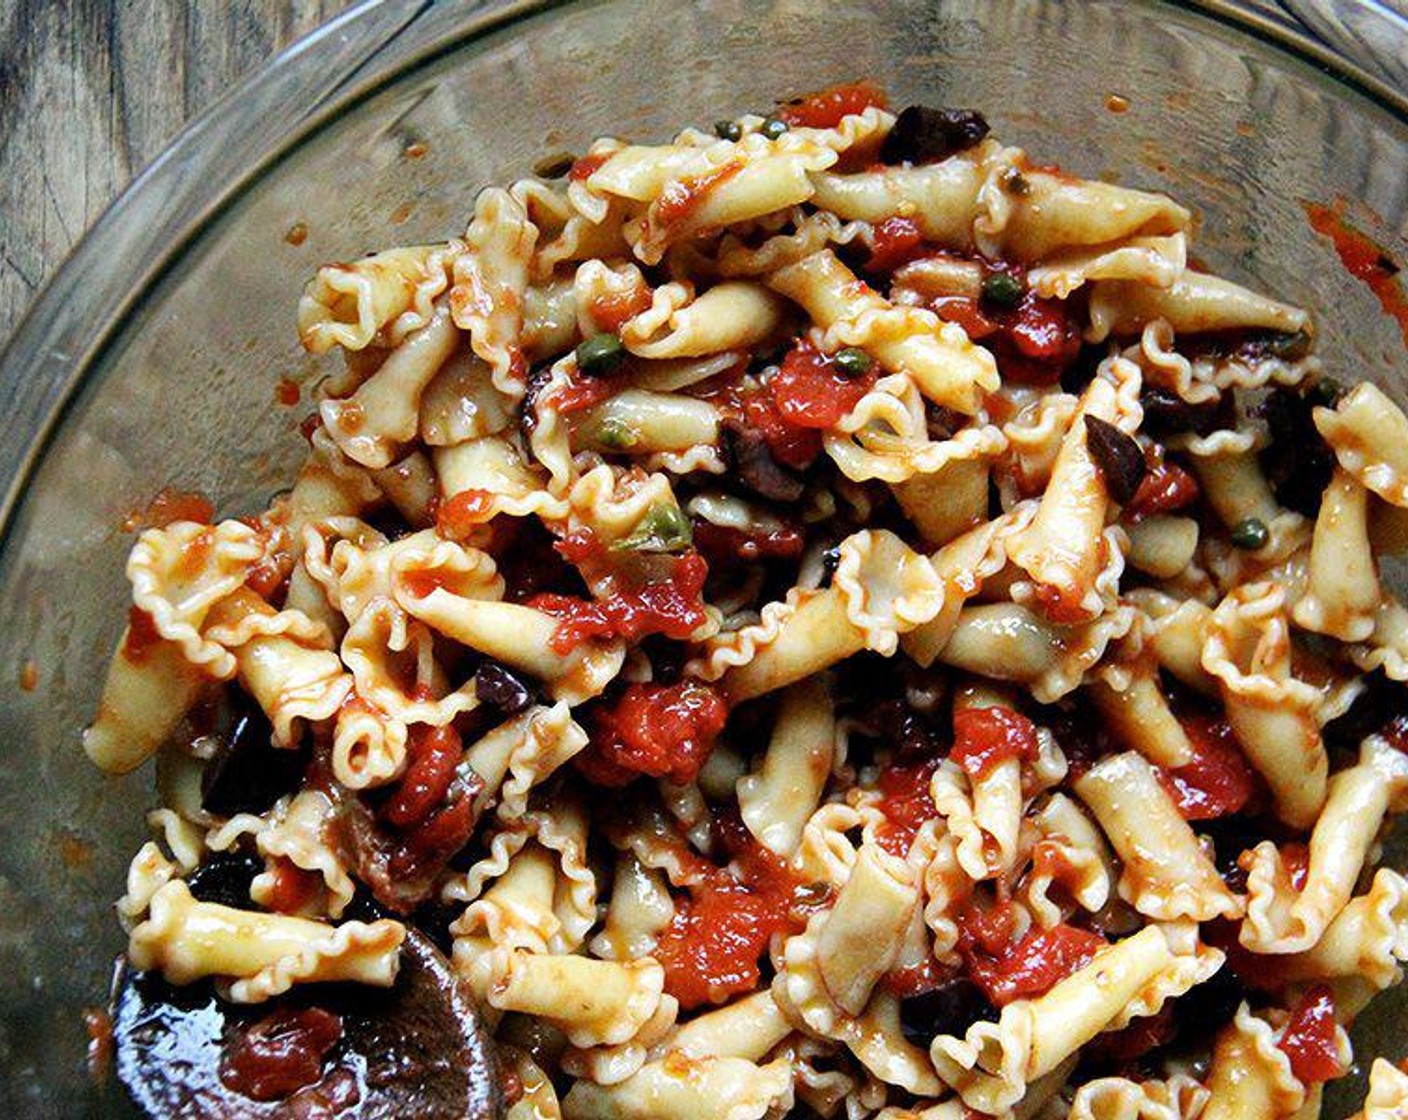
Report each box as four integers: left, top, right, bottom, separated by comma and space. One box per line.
298, 241, 463, 354
129, 879, 404, 1003
930, 924, 1221, 1113
1316, 381, 1408, 508
1239, 735, 1408, 954
1349, 1058, 1408, 1120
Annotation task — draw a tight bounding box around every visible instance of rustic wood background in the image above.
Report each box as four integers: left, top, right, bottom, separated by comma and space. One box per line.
0, 0, 357, 351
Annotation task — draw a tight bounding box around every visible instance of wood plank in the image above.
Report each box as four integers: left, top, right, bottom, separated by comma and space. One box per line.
0, 0, 353, 348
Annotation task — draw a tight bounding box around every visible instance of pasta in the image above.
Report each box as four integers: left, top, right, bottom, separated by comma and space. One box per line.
84, 81, 1408, 1120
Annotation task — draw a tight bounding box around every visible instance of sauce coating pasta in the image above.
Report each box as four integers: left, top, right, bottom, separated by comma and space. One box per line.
88, 81, 1408, 1120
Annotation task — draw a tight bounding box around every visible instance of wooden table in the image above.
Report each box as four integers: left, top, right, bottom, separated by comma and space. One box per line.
0, 1, 355, 351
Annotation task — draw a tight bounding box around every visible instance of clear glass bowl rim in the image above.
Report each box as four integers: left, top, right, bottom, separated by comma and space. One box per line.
0, 0, 1404, 548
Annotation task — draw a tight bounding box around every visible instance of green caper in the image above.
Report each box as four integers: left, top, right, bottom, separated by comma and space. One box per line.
760, 117, 789, 140
1229, 517, 1270, 550
1309, 377, 1345, 408
981, 271, 1024, 307
714, 120, 742, 142
592, 417, 639, 450
575, 332, 626, 378
832, 347, 873, 378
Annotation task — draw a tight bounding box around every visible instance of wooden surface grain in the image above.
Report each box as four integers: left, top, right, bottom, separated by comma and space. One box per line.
0, 0, 357, 351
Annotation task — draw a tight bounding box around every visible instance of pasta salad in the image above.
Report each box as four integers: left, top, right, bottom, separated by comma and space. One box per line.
87, 81, 1408, 1119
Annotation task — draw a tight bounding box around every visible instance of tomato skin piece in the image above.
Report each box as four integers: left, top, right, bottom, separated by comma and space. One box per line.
219, 1006, 343, 1102
950, 706, 1039, 780
1277, 985, 1345, 1084
1124, 456, 1200, 521
875, 755, 942, 857
769, 340, 877, 430
956, 916, 1107, 1006
1156, 714, 1259, 821
577, 680, 729, 787
776, 80, 889, 129
864, 216, 926, 273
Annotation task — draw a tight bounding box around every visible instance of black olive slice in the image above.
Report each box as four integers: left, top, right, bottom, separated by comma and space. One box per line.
1084, 416, 1147, 504
722, 421, 806, 502
880, 105, 990, 165
112, 929, 502, 1119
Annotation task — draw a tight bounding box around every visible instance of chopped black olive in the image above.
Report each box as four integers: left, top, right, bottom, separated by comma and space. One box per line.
1001, 167, 1031, 195
832, 347, 873, 377
1229, 517, 1270, 550
1323, 671, 1408, 757
1139, 386, 1223, 437
722, 421, 807, 502
1309, 376, 1345, 407
899, 978, 995, 1047
760, 117, 789, 140
519, 363, 555, 438
1259, 387, 1335, 517
713, 120, 742, 142
199, 693, 306, 818
574, 332, 627, 378
1084, 416, 1147, 504
980, 271, 1024, 308
475, 661, 533, 714
880, 105, 990, 165
185, 853, 264, 910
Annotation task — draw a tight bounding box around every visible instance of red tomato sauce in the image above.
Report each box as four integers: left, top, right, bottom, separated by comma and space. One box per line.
957, 909, 1106, 1007
694, 369, 822, 469
245, 548, 295, 604
864, 216, 927, 274
1281, 841, 1311, 892
121, 487, 215, 533
219, 1007, 343, 1102
769, 340, 877, 429
950, 706, 1039, 781
1157, 714, 1259, 820
547, 372, 618, 416
880, 955, 952, 999
529, 551, 710, 652
1277, 985, 1344, 1084
776, 80, 889, 130
1303, 200, 1408, 348
876, 755, 942, 857
436, 488, 497, 538
931, 289, 1082, 385
577, 680, 728, 787
382, 724, 463, 829
261, 859, 324, 914
569, 150, 612, 182
553, 527, 605, 565
122, 606, 164, 663
1123, 453, 1199, 521
655, 160, 744, 232
653, 813, 824, 1008
590, 286, 653, 332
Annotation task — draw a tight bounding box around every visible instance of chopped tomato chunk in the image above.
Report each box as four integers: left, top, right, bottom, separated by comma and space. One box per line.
864, 215, 926, 273
950, 706, 1039, 780
1277, 986, 1345, 1084
219, 1007, 342, 1102
777, 80, 889, 129
1124, 454, 1199, 521
876, 755, 942, 857
437, 488, 497, 538
769, 340, 877, 429
529, 551, 710, 652
261, 859, 324, 915
959, 919, 1107, 1006
577, 681, 729, 787
1157, 714, 1259, 820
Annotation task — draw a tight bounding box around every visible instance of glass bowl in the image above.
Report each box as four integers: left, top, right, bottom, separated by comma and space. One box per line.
2, 0, 1406, 1114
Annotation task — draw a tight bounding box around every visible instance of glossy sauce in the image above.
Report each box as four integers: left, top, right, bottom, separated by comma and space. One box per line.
950, 706, 1039, 780
437, 488, 497, 538
1304, 200, 1408, 348
863, 216, 926, 274
1157, 714, 1258, 820
1123, 453, 1199, 521
957, 908, 1106, 1006
120, 487, 215, 532
653, 814, 824, 1008
769, 340, 878, 429
876, 755, 942, 858
121, 606, 164, 663
776, 80, 888, 129
219, 1006, 343, 1102
529, 551, 710, 652
1276, 985, 1344, 1084
577, 680, 728, 786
